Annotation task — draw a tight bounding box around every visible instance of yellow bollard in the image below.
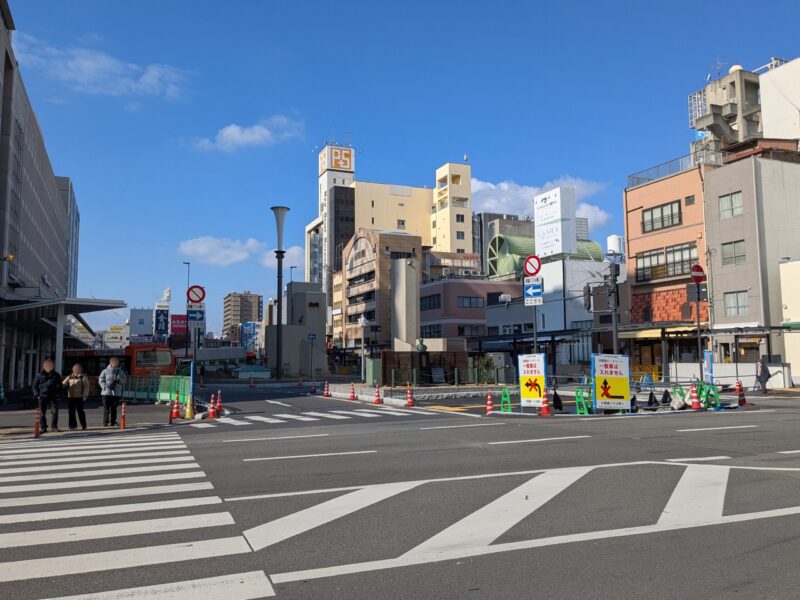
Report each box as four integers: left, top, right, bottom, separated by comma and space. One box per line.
184, 396, 194, 420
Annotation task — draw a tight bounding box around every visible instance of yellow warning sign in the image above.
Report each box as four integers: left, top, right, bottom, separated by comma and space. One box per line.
593, 354, 631, 410
518, 353, 547, 408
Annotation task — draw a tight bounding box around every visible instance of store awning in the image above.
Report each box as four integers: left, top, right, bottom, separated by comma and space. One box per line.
619, 325, 707, 340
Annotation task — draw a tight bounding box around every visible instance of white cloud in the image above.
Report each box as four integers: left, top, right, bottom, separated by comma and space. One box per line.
471, 176, 612, 232
178, 237, 265, 267
195, 115, 303, 152
13, 33, 188, 100
260, 245, 305, 275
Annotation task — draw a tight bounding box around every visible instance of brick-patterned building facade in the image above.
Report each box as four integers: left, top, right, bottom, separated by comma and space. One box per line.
630, 288, 709, 324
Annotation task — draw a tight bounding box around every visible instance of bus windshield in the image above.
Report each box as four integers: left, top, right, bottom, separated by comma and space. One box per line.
135, 350, 173, 368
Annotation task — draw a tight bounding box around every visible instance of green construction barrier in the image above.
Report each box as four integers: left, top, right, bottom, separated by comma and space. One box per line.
575, 387, 589, 415
500, 388, 512, 413
155, 376, 191, 404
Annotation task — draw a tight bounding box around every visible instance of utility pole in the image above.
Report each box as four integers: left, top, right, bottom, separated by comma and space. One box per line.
607, 263, 620, 354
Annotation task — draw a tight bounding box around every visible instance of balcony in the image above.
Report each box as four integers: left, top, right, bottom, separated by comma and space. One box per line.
635, 260, 694, 283
627, 150, 726, 188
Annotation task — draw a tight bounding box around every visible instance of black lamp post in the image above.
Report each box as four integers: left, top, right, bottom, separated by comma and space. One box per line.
271, 206, 289, 379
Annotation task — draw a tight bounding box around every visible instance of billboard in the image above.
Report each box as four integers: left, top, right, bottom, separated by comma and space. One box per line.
533, 187, 577, 258
240, 321, 258, 350
170, 314, 187, 335
318, 145, 355, 175
155, 309, 169, 335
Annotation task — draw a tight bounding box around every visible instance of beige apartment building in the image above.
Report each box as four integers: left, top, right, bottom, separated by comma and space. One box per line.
222, 291, 263, 341
305, 145, 473, 330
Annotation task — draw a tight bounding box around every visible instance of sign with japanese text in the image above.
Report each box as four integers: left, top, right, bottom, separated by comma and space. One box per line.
518, 353, 547, 408
319, 145, 355, 175
170, 314, 187, 335
592, 353, 631, 410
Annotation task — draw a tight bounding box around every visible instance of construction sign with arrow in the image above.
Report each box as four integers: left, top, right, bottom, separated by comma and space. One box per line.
592, 353, 631, 410
518, 353, 547, 408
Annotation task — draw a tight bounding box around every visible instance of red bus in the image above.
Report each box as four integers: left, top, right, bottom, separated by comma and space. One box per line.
63, 343, 176, 379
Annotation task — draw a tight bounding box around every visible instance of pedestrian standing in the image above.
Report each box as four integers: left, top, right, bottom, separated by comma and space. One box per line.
63, 363, 89, 430
32, 359, 63, 433
99, 357, 127, 427
757, 357, 771, 395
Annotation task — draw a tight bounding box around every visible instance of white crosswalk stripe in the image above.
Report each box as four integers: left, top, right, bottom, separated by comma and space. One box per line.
184, 407, 444, 428
245, 415, 288, 423
0, 431, 257, 597
272, 413, 319, 421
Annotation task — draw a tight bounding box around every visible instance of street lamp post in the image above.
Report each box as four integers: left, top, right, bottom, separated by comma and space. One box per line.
358, 315, 369, 383
271, 206, 290, 380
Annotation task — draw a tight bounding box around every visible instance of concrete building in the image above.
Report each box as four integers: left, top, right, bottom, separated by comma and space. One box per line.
780, 261, 800, 383
761, 57, 800, 140
305, 144, 473, 323
222, 291, 263, 341
57, 177, 79, 298
703, 141, 800, 363
266, 281, 327, 377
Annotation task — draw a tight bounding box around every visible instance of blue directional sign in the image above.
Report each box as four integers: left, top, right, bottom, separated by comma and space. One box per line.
187, 309, 205, 323
524, 276, 543, 306
308, 333, 317, 341
155, 309, 169, 335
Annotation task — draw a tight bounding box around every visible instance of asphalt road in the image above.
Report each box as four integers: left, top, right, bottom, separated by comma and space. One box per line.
2, 386, 800, 599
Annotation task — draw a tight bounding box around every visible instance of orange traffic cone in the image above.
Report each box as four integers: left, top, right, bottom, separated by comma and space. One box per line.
323, 381, 330, 398
690, 382, 701, 410
208, 393, 217, 419
170, 396, 180, 422
405, 382, 415, 408
34, 404, 41, 438
120, 402, 127, 429
349, 383, 356, 401
736, 379, 749, 407
373, 385, 382, 405
539, 391, 552, 416
216, 390, 223, 414
485, 391, 494, 414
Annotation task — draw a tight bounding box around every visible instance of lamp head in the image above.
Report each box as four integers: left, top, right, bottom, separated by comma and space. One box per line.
271, 206, 290, 251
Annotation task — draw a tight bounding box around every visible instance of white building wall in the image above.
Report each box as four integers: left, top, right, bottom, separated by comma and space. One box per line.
760, 58, 800, 140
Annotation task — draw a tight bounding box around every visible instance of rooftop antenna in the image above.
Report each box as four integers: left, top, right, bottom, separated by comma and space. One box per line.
463, 153, 469, 162
712, 56, 728, 79
343, 131, 351, 147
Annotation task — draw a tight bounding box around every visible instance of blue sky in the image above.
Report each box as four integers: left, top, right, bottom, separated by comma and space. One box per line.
11, 0, 800, 333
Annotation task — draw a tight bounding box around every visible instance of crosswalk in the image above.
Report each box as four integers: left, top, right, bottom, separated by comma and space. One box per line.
190, 406, 441, 428
0, 431, 275, 599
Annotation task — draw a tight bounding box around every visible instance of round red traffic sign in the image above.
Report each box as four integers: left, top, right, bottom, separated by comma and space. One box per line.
186, 285, 206, 303
523, 255, 541, 277
690, 264, 705, 284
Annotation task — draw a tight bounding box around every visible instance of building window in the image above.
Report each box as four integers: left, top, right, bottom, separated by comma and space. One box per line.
719, 191, 743, 219
371, 200, 374, 208
685, 195, 695, 206
635, 249, 665, 282
371, 217, 374, 224
456, 231, 465, 240
642, 200, 681, 233
724, 291, 748, 316
721, 240, 746, 266
432, 237, 437, 245
457, 296, 484, 308
665, 242, 697, 276
456, 214, 465, 223
456, 249, 465, 254
397, 219, 406, 230
457, 325, 482, 336
421, 324, 442, 338
432, 221, 436, 229
420, 294, 441, 311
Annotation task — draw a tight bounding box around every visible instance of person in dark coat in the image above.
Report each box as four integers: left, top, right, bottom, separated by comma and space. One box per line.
757, 358, 772, 395
32, 359, 63, 433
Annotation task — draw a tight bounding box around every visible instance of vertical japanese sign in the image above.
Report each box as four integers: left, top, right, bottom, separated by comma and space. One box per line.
592, 354, 631, 410
703, 350, 714, 384
518, 353, 547, 408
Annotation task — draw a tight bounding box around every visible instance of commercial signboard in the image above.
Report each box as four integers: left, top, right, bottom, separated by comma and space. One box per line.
319, 145, 355, 175
592, 354, 631, 411
533, 186, 577, 258
518, 353, 547, 408
170, 314, 187, 335
240, 321, 258, 349
155, 309, 169, 335
703, 349, 714, 384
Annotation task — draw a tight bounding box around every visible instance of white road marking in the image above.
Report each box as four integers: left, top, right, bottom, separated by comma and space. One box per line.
0, 482, 214, 508
0, 462, 201, 484
0, 455, 195, 475
0, 470, 206, 494
417, 406, 483, 417
777, 449, 800, 454
420, 423, 506, 431
243, 481, 419, 551
330, 410, 381, 418
658, 465, 730, 526
0, 434, 180, 450
489, 435, 591, 445
300, 412, 350, 420
244, 416, 288, 424
676, 425, 759, 433
0, 442, 185, 460
243, 450, 377, 462
0, 449, 191, 467
403, 468, 591, 556
50, 570, 275, 600
3, 496, 222, 524
665, 456, 731, 463
190, 423, 217, 428
0, 512, 234, 548
0, 440, 184, 455
371, 407, 439, 416
216, 417, 253, 426
271, 414, 319, 422
352, 409, 410, 417
0, 536, 252, 583
223, 434, 329, 444
227, 486, 364, 503
266, 401, 292, 407
270, 503, 800, 585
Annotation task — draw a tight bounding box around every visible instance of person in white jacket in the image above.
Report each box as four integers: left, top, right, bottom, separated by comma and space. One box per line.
98, 357, 127, 427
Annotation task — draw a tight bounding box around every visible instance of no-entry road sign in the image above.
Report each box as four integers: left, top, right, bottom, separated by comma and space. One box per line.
690, 264, 706, 284
186, 285, 206, 303
523, 255, 541, 277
